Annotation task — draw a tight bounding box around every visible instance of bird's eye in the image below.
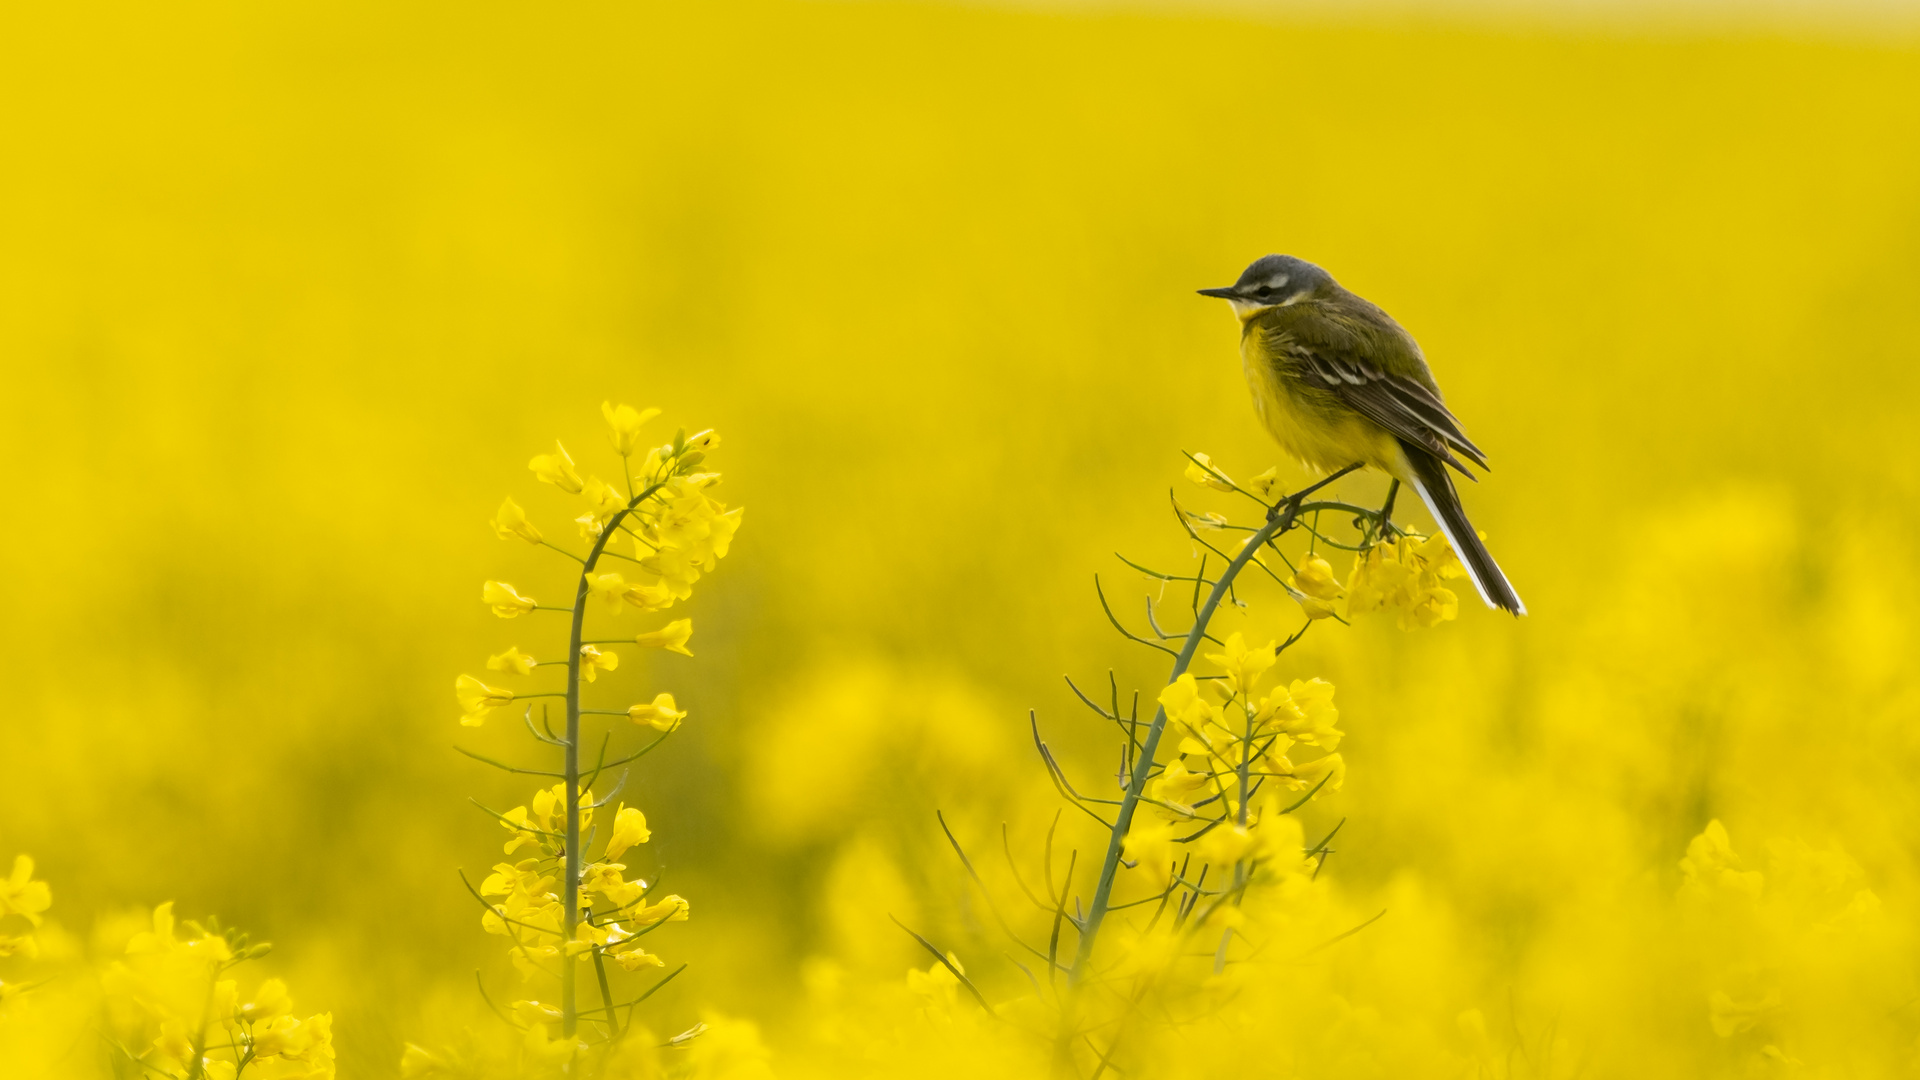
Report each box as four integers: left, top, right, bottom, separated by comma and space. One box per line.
1255, 285, 1274, 297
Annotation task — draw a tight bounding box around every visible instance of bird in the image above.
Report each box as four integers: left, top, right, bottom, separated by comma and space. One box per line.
1198, 254, 1525, 615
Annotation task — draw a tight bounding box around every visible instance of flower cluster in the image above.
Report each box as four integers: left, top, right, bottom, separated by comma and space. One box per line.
1122, 633, 1338, 883
0, 855, 50, 965
477, 783, 689, 983
1346, 531, 1468, 630
439, 402, 740, 1065
102, 903, 332, 1080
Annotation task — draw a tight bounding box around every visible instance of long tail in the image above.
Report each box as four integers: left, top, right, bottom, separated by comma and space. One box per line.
1399, 441, 1526, 616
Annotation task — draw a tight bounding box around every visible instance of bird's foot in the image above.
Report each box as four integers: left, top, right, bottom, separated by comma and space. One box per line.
1267, 496, 1302, 532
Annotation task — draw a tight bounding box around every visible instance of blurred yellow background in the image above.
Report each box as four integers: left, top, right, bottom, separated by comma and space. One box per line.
3, 0, 1919, 1074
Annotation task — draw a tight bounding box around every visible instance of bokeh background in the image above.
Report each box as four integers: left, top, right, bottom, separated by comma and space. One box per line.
3, 0, 1919, 1074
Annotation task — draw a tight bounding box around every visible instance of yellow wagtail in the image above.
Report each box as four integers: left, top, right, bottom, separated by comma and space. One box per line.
1200, 254, 1524, 615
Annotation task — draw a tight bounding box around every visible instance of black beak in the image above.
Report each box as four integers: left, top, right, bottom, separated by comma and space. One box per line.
1196, 286, 1240, 299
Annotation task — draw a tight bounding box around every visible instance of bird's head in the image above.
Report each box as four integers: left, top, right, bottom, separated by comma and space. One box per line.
1197, 255, 1333, 321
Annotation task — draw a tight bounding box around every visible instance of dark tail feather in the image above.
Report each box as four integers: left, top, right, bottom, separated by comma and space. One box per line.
1399, 442, 1526, 616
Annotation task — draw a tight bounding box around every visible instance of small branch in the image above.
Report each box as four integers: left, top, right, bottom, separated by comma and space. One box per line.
889, 916, 997, 1017
454, 746, 564, 778
1094, 576, 1179, 658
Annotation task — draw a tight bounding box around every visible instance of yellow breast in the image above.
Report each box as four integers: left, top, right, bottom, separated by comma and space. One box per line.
1239, 333, 1403, 479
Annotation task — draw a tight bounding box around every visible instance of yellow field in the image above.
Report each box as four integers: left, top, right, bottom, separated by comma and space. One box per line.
2, 1, 1918, 1076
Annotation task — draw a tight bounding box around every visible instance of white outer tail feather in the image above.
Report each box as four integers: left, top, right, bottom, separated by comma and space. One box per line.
1405, 473, 1528, 617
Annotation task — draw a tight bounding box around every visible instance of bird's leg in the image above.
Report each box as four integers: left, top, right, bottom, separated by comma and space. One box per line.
1374, 479, 1400, 542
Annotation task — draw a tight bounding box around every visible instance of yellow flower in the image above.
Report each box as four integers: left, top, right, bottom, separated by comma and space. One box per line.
251, 1011, 333, 1065
584, 475, 627, 518
629, 894, 690, 927
687, 429, 721, 451
603, 402, 662, 455
1679, 820, 1765, 900
1184, 451, 1235, 492
1148, 759, 1210, 815
486, 646, 537, 676
1270, 678, 1341, 748
628, 692, 686, 731
1158, 674, 1217, 733
456, 674, 514, 726
1287, 552, 1344, 601
906, 952, 964, 1005
635, 619, 693, 657
611, 946, 667, 971
1122, 817, 1183, 874
1204, 632, 1276, 694
1288, 752, 1345, 794
1246, 466, 1282, 500
0, 856, 50, 927
482, 580, 537, 618
529, 441, 583, 493
490, 497, 542, 545
579, 645, 619, 682
240, 978, 293, 1022
588, 572, 675, 615
604, 805, 652, 861
1346, 533, 1463, 630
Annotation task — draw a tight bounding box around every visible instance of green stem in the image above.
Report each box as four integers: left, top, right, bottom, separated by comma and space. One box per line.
563, 481, 667, 1038
591, 936, 623, 1040
1066, 508, 1291, 987
1064, 465, 1361, 994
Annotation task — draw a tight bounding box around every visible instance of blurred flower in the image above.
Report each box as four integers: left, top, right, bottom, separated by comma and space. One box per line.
1148, 758, 1210, 815
241, 977, 292, 1022
0, 855, 50, 927
1708, 990, 1781, 1037
1184, 452, 1235, 492
906, 952, 963, 1009
482, 581, 537, 618
486, 646, 537, 676
456, 674, 513, 726
399, 1044, 442, 1078
579, 476, 628, 538
605, 805, 651, 861
1246, 466, 1282, 500
578, 644, 618, 682
589, 571, 674, 615
490, 497, 542, 544
629, 894, 690, 927
611, 945, 666, 971
629, 692, 686, 731
528, 441, 583, 493
1286, 751, 1344, 794
636, 619, 693, 656
604, 401, 662, 456
1680, 820, 1765, 901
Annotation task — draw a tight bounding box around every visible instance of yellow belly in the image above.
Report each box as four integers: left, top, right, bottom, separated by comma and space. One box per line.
1241, 342, 1404, 479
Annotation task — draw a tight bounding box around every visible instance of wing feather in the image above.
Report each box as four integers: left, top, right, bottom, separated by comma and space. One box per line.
1277, 331, 1490, 476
